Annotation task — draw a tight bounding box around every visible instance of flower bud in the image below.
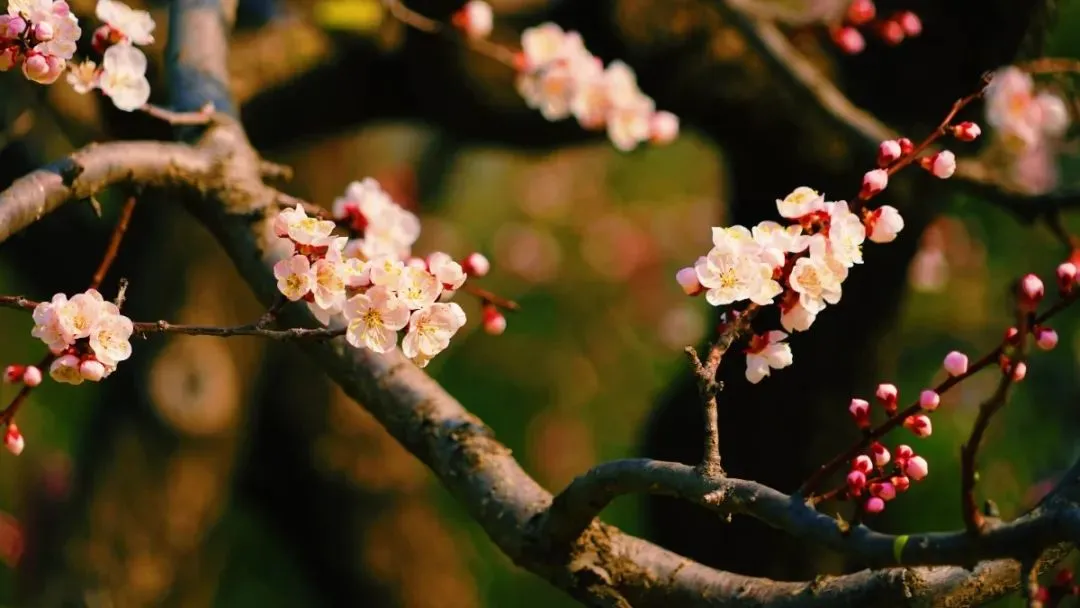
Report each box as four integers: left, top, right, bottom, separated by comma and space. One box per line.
4, 424, 23, 456
831, 26, 865, 55
1019, 273, 1044, 311
846, 470, 867, 494
904, 414, 932, 437
676, 267, 703, 296
49, 355, 83, 385
22, 52, 63, 85
451, 0, 494, 40
905, 455, 929, 480
79, 359, 106, 382
482, 304, 506, 336
894, 11, 922, 36
891, 475, 911, 492
1036, 327, 1059, 351
875, 383, 898, 414
3, 366, 23, 384
921, 150, 956, 179
877, 140, 902, 167
897, 138, 914, 155
952, 121, 981, 142
943, 351, 968, 377
860, 169, 889, 199
405, 257, 427, 270
462, 252, 490, 277
870, 481, 896, 501
92, 24, 113, 54
846, 0, 876, 25
1057, 262, 1077, 294
649, 111, 680, 145
878, 19, 904, 45
21, 366, 41, 388
0, 15, 26, 39
864, 496, 886, 514
866, 205, 904, 243
870, 442, 890, 467
1010, 361, 1027, 382
31, 21, 54, 42
848, 398, 870, 429
853, 454, 873, 474
0, 45, 19, 71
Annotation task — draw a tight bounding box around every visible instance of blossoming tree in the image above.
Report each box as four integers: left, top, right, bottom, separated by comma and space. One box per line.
0, 0, 1077, 604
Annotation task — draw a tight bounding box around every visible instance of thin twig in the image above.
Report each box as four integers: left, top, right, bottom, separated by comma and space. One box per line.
89, 196, 137, 290
138, 102, 216, 126
382, 0, 518, 68
132, 320, 346, 340
462, 284, 520, 312
0, 352, 54, 426
685, 305, 758, 476
801, 290, 1080, 496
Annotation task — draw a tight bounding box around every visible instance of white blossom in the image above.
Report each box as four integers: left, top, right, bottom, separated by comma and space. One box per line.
99, 43, 150, 111
343, 286, 410, 353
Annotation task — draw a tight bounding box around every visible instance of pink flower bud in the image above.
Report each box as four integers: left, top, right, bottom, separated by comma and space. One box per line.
866, 205, 904, 244
31, 21, 54, 42
904, 414, 932, 437
891, 475, 911, 492
649, 111, 680, 145
952, 121, 981, 142
895, 10, 922, 36
1004, 326, 1019, 343
875, 383, 898, 414
462, 252, 490, 277
877, 140, 902, 167
860, 169, 889, 199
1011, 361, 1027, 382
878, 19, 905, 45
919, 389, 941, 411
870, 481, 896, 501
846, 469, 867, 494
897, 138, 914, 155
0, 46, 19, 72
895, 444, 914, 461
92, 25, 115, 54
848, 398, 870, 429
21, 366, 41, 388
905, 455, 929, 480
1019, 273, 1044, 311
675, 267, 703, 296
1057, 262, 1077, 294
451, 0, 494, 40
482, 305, 506, 336
22, 52, 63, 85
864, 496, 886, 513
846, 0, 876, 25
0, 15, 26, 38
870, 442, 890, 467
943, 351, 968, 377
921, 150, 956, 179
831, 26, 865, 55
4, 424, 23, 456
79, 360, 106, 382
405, 257, 427, 270
1036, 328, 1058, 351
3, 366, 23, 384
853, 454, 873, 474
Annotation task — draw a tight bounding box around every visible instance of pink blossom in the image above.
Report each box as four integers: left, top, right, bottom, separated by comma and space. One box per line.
943, 351, 968, 377
1036, 328, 1058, 351
905, 455, 929, 480
849, 398, 870, 429
904, 414, 932, 437
864, 496, 885, 513
877, 140, 901, 167
860, 169, 889, 198
853, 454, 873, 474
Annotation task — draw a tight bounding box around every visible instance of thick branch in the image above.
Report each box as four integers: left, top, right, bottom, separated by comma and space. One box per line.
0, 141, 212, 243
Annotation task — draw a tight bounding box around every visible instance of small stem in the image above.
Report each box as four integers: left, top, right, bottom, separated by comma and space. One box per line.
382, 0, 518, 68
802, 290, 1079, 496
90, 196, 137, 290
139, 102, 215, 126
0, 353, 55, 426
462, 284, 519, 312
132, 320, 346, 341
256, 295, 287, 328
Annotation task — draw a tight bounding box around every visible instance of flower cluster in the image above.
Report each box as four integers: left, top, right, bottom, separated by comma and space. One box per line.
512, 22, 679, 152
65, 0, 153, 111
677, 119, 980, 383
985, 67, 1069, 151
844, 441, 926, 514
0, 0, 81, 84
29, 289, 134, 384
272, 179, 486, 367
831, 0, 921, 55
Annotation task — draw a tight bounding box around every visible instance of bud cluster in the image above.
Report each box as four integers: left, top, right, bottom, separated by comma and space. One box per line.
845, 441, 926, 514
831, 0, 922, 55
